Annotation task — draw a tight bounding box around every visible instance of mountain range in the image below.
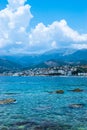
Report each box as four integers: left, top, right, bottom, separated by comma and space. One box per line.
0, 48, 87, 72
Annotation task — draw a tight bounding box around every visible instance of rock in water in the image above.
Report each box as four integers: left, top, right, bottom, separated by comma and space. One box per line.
48, 90, 64, 94
0, 98, 16, 105
70, 88, 83, 92
55, 90, 64, 94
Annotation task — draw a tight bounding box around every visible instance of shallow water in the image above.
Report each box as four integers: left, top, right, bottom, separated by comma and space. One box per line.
0, 76, 87, 130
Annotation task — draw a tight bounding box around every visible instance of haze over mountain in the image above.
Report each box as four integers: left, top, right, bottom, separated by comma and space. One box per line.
0, 48, 87, 72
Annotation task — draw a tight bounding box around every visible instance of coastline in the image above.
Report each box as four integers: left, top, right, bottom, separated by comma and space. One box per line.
0, 75, 87, 77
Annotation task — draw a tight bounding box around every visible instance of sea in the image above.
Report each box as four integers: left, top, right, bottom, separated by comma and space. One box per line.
0, 76, 87, 130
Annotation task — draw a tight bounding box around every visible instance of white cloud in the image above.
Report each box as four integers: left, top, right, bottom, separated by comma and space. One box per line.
72, 44, 87, 49
7, 0, 27, 11
0, 0, 33, 53
28, 20, 87, 52
0, 0, 87, 54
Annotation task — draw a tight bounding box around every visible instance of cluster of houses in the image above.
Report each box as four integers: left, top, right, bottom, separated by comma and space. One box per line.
12, 66, 87, 76
78, 73, 87, 76
0, 65, 87, 76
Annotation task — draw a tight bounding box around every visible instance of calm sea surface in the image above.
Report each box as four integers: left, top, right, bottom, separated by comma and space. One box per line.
0, 76, 87, 130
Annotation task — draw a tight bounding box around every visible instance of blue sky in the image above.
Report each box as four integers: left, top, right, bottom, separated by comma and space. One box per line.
1, 0, 87, 32
0, 0, 87, 54
28, 0, 87, 33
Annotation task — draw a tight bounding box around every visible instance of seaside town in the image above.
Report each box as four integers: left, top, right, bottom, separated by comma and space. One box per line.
0, 65, 87, 76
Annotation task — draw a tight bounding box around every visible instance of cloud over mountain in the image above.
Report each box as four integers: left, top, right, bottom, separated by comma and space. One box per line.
0, 0, 87, 54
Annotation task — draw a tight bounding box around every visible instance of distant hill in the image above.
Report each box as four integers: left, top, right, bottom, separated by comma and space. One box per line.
0, 48, 87, 72
0, 58, 22, 73
0, 48, 75, 66
64, 49, 87, 65
29, 60, 66, 69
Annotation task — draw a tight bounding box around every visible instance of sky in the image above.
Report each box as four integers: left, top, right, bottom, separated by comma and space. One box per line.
0, 0, 87, 54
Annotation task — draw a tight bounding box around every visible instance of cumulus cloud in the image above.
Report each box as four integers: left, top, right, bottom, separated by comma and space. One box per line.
28, 20, 87, 52
0, 0, 87, 54
0, 0, 33, 53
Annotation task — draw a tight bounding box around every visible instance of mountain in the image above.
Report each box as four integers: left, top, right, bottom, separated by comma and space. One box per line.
0, 48, 75, 67
64, 49, 87, 64
0, 58, 22, 73
28, 60, 66, 69
0, 48, 87, 72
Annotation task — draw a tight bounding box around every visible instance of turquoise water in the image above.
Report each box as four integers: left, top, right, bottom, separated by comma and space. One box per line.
0, 76, 87, 130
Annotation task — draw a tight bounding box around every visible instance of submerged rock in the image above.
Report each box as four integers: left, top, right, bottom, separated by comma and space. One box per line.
0, 98, 16, 105
11, 120, 37, 127
1, 127, 8, 130
55, 90, 64, 94
13, 121, 30, 126
34, 126, 44, 130
34, 123, 72, 130
48, 90, 64, 94
69, 88, 83, 92
4, 92, 19, 95
69, 103, 85, 109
